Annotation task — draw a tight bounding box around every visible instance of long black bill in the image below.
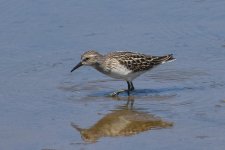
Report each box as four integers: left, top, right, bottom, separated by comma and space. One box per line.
71, 62, 83, 72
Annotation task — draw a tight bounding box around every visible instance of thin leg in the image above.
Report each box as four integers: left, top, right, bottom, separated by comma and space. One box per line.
130, 81, 135, 91
127, 81, 131, 96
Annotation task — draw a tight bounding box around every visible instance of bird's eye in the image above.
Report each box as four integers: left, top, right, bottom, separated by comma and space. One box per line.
83, 57, 90, 61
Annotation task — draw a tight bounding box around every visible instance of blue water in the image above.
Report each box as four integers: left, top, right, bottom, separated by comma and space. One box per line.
1, 0, 225, 150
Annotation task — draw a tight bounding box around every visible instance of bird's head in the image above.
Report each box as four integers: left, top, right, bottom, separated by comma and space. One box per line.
71, 50, 102, 72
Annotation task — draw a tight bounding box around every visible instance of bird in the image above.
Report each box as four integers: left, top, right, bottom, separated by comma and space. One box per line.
71, 50, 175, 96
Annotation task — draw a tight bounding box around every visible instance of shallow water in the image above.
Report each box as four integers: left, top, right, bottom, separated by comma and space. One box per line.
1, 0, 225, 150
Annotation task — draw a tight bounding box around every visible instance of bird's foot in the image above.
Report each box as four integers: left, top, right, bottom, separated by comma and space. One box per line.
109, 89, 128, 97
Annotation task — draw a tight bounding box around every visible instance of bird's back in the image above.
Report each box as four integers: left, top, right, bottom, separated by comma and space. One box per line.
106, 51, 175, 72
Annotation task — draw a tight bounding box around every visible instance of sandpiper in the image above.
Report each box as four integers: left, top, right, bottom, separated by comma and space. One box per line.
71, 50, 175, 96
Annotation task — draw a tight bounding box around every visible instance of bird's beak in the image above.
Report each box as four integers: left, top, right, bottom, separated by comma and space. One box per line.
71, 123, 84, 132
71, 62, 83, 72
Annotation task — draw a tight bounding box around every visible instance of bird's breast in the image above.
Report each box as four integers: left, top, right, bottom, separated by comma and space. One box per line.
93, 60, 132, 80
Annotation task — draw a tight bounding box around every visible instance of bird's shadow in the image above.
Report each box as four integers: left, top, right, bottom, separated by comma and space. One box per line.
89, 86, 202, 97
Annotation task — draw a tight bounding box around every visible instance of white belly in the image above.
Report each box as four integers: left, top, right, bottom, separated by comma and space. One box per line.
94, 58, 145, 81
106, 64, 145, 81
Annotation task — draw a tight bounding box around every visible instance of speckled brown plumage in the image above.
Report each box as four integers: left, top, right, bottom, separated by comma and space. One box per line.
107, 51, 175, 72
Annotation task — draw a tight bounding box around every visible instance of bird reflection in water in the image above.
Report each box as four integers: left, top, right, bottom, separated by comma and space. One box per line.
71, 97, 173, 143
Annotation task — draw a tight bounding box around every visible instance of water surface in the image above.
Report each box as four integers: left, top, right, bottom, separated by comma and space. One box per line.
1, 0, 225, 150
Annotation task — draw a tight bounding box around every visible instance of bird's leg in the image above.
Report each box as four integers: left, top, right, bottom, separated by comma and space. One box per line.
127, 81, 131, 96
130, 81, 135, 91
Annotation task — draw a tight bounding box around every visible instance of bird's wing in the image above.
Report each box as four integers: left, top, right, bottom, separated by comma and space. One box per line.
108, 52, 174, 72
